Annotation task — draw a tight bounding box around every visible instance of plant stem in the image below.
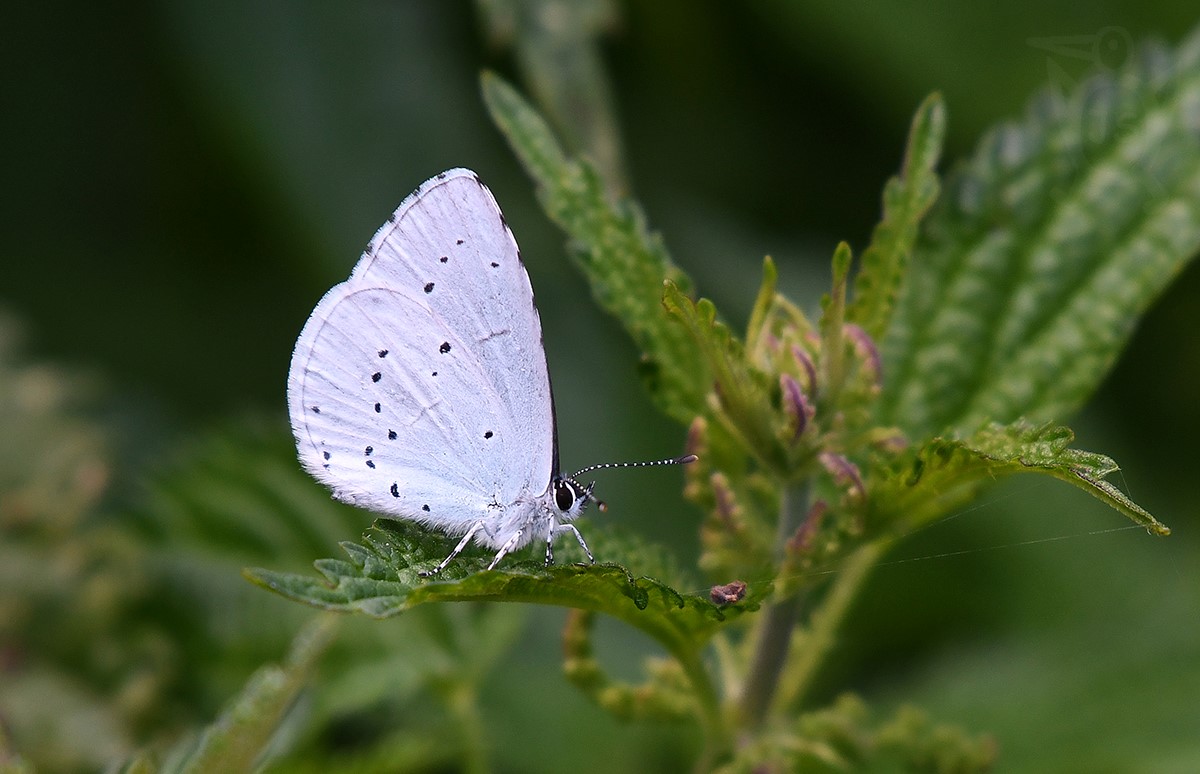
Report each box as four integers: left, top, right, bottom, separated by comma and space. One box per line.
737, 481, 810, 728
443, 679, 489, 774
772, 538, 889, 715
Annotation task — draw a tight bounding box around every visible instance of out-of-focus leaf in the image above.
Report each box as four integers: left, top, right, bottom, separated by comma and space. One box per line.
881, 29, 1200, 438
482, 72, 709, 423
155, 616, 337, 774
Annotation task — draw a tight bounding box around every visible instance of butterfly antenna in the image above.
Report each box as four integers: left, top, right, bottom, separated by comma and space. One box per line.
570, 454, 698, 479
570, 455, 697, 514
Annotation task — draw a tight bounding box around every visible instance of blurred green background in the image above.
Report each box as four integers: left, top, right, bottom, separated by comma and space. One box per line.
3, 1, 1198, 771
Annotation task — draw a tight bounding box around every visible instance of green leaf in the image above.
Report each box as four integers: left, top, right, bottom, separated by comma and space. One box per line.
563, 609, 700, 722
818, 242, 853, 410
848, 93, 946, 341
662, 281, 785, 474
476, 0, 627, 190
247, 520, 769, 741
247, 521, 763, 638
718, 694, 996, 774
871, 420, 1170, 536
881, 30, 1200, 438
156, 616, 337, 774
131, 419, 365, 560
482, 71, 708, 423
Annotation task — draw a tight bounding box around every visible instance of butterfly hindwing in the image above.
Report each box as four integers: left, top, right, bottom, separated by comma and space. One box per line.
287, 169, 555, 535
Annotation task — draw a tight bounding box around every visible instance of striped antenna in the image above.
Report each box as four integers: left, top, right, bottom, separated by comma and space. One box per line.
570, 454, 697, 479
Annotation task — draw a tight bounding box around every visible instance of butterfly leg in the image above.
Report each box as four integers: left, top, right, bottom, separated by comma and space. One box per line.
420, 520, 486, 577
549, 523, 595, 566
486, 528, 525, 571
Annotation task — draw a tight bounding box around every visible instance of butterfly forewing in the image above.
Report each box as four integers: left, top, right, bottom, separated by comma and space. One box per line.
287, 169, 555, 534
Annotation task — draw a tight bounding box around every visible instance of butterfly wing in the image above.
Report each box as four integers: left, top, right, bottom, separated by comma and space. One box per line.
287, 169, 554, 537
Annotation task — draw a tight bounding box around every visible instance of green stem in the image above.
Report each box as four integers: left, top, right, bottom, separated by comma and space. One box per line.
772, 539, 889, 714
443, 679, 489, 774
737, 481, 810, 728
677, 647, 726, 773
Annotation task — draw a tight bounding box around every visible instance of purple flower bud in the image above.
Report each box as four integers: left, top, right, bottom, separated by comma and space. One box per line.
686, 416, 706, 457
873, 429, 908, 454
819, 452, 864, 499
790, 344, 819, 398
711, 473, 738, 529
788, 500, 828, 554
780, 374, 813, 441
845, 323, 881, 382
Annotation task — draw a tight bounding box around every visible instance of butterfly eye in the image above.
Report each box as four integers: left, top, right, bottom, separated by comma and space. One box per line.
554, 479, 578, 512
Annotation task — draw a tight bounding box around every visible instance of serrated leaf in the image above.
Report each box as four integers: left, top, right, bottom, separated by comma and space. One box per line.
156, 616, 337, 774
246, 520, 766, 688
881, 30, 1200, 438
662, 281, 786, 474
848, 93, 946, 340
132, 420, 365, 561
870, 420, 1169, 536
563, 609, 699, 722
476, 0, 627, 190
482, 71, 708, 423
718, 694, 996, 774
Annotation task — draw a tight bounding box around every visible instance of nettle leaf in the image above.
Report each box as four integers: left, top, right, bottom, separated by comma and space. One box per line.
563, 609, 700, 722
881, 29, 1200, 439
848, 93, 946, 341
246, 520, 765, 667
482, 71, 708, 423
870, 420, 1170, 536
132, 420, 364, 560
718, 694, 996, 774
152, 616, 337, 774
662, 281, 785, 474
476, 0, 627, 191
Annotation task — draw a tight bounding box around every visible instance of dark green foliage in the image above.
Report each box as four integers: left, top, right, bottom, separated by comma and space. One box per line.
6, 7, 1199, 773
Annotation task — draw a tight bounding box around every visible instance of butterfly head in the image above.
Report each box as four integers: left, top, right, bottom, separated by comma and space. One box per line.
553, 476, 606, 520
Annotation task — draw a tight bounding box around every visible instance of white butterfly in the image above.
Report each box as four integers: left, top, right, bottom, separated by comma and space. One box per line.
288, 169, 693, 574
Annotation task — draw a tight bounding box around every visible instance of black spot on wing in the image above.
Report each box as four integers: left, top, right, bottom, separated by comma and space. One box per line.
323, 451, 331, 461
455, 239, 464, 246
364, 446, 373, 456
439, 342, 451, 354
391, 483, 400, 498
371, 372, 381, 383
424, 282, 434, 293
366, 460, 376, 469
378, 349, 389, 358
490, 262, 499, 268
374, 402, 382, 413
484, 431, 493, 439
310, 406, 321, 414
422, 504, 431, 512
388, 429, 397, 440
